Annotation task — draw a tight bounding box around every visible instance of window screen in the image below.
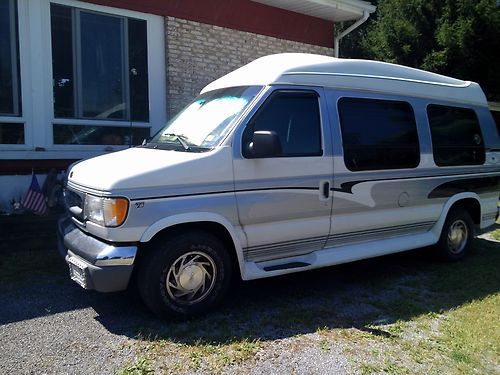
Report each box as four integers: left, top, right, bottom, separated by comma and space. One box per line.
243, 91, 322, 158
338, 98, 419, 171
428, 105, 485, 166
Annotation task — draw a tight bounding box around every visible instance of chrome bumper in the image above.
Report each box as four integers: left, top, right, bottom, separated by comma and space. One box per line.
57, 216, 137, 292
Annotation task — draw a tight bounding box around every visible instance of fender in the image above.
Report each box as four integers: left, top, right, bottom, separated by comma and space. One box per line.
430, 192, 481, 238
139, 212, 247, 275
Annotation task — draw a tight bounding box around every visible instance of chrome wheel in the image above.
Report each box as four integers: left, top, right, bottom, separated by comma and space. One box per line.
447, 219, 468, 254
166, 251, 216, 305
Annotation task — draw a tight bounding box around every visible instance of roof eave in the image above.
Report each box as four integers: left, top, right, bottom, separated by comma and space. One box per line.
251, 0, 376, 22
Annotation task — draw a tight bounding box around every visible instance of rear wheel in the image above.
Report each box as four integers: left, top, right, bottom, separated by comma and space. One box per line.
436, 208, 474, 260
138, 231, 232, 319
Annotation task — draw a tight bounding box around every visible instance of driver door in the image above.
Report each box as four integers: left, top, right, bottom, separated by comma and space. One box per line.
233, 87, 333, 263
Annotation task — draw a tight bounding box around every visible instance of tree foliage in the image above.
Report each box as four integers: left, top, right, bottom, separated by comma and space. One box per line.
341, 0, 500, 100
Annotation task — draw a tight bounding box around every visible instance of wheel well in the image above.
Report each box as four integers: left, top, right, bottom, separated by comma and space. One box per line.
140, 221, 240, 278
448, 198, 481, 225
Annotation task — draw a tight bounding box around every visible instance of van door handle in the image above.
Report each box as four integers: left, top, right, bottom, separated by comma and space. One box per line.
319, 180, 330, 201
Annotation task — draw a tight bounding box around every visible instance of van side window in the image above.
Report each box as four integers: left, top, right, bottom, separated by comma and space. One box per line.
338, 98, 419, 171
242, 91, 322, 158
427, 105, 485, 166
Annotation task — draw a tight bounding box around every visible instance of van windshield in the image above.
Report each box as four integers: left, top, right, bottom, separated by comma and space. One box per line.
148, 86, 262, 151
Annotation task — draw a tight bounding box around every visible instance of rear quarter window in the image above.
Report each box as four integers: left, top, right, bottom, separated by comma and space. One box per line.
427, 105, 485, 166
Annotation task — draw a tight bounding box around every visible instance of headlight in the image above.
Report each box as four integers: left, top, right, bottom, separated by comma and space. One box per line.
85, 195, 129, 227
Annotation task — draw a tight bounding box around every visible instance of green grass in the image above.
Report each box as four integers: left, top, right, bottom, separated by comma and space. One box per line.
490, 228, 500, 241
117, 359, 154, 375
488, 217, 500, 240
342, 292, 500, 375
113, 232, 499, 374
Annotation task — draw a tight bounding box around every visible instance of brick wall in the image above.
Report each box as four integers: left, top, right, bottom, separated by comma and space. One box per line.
165, 16, 334, 118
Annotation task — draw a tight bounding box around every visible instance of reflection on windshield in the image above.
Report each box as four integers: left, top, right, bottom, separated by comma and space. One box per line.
150, 86, 262, 151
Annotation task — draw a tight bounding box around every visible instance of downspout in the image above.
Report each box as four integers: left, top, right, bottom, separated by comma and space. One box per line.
334, 10, 370, 58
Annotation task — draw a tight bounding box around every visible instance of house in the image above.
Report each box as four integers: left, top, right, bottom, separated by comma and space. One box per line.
0, 0, 376, 211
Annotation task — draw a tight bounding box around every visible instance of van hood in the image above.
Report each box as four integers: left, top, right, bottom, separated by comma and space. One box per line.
67, 147, 232, 193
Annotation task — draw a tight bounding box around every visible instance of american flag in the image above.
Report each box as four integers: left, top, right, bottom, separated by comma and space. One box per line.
21, 173, 47, 215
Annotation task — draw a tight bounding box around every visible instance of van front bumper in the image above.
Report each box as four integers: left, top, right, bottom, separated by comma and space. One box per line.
57, 216, 137, 292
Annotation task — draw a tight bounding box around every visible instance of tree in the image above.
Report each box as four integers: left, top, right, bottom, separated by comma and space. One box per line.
344, 0, 500, 100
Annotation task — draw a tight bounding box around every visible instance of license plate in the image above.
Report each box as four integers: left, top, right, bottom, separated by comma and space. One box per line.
68, 256, 88, 289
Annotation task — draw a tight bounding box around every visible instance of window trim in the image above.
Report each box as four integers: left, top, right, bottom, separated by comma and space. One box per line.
52, 4, 145, 122
337, 96, 421, 172
0, 0, 166, 155
242, 89, 324, 159
426, 103, 485, 167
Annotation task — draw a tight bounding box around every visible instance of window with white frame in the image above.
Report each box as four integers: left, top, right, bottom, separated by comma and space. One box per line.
50, 3, 150, 146
0, 0, 23, 144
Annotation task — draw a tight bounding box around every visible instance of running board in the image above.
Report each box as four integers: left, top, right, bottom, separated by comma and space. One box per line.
263, 262, 310, 272
241, 230, 440, 281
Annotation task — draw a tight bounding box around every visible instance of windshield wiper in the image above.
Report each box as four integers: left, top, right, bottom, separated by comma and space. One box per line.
164, 133, 191, 151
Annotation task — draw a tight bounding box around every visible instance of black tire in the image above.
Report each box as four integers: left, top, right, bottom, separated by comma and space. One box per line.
137, 231, 232, 319
436, 208, 474, 261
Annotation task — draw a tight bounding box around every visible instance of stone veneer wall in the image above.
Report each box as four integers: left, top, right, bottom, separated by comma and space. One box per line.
165, 16, 334, 118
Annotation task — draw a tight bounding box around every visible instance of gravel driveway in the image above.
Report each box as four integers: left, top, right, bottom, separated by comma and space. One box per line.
1, 234, 498, 374
0, 264, 141, 374
0, 251, 358, 375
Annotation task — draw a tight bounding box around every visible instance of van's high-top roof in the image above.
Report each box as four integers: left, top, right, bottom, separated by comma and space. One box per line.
201, 53, 487, 107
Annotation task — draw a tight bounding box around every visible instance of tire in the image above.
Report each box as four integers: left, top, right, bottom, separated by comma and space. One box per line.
137, 231, 232, 319
436, 208, 474, 261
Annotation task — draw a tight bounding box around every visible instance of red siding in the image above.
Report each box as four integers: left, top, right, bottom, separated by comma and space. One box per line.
84, 0, 334, 48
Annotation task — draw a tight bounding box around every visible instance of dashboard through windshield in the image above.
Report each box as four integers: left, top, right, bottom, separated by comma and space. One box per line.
148, 86, 262, 152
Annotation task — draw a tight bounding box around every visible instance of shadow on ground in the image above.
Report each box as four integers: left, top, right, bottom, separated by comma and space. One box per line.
1, 233, 499, 346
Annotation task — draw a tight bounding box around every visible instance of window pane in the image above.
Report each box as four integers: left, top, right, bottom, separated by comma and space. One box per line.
51, 4, 74, 118
428, 105, 485, 166
80, 11, 125, 119
0, 0, 20, 116
243, 91, 322, 157
339, 98, 419, 171
51, 6, 151, 125
53, 124, 149, 145
128, 18, 149, 122
0, 122, 24, 144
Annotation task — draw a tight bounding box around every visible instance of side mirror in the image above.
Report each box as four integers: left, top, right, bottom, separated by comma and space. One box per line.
247, 130, 282, 158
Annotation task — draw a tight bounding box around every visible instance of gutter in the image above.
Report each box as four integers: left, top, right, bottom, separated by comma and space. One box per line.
334, 10, 370, 58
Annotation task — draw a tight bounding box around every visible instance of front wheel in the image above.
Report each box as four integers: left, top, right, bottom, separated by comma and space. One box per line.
436, 208, 474, 260
138, 231, 232, 319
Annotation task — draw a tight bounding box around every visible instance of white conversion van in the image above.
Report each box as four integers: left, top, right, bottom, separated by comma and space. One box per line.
58, 53, 500, 318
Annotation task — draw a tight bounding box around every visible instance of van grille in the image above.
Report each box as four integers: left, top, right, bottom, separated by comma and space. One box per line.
64, 189, 85, 221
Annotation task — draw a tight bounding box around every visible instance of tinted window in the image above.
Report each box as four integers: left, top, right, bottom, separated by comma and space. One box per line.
243, 91, 322, 158
428, 105, 485, 166
338, 98, 419, 171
